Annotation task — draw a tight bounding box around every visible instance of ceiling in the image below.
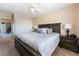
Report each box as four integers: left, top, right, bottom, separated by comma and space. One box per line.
0, 3, 74, 18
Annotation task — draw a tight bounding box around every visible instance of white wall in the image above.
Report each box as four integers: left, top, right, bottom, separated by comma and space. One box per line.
14, 14, 33, 34
0, 12, 11, 19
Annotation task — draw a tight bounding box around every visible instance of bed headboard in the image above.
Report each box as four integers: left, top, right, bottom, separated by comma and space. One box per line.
39, 23, 61, 34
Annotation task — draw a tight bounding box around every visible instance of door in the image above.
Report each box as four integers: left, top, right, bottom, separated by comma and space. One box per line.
1, 22, 6, 33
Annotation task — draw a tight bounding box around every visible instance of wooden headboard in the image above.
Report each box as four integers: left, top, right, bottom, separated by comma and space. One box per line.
39, 23, 61, 34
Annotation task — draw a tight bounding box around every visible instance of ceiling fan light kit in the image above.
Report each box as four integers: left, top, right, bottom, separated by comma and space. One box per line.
26, 3, 42, 14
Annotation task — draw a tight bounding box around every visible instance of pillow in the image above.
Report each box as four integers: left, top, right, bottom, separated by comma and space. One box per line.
40, 28, 47, 34
36, 28, 47, 34
36, 29, 41, 33
47, 28, 53, 34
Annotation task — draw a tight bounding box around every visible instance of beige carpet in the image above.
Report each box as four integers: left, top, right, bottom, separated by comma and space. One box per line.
0, 35, 79, 56
0, 36, 19, 56
53, 47, 79, 56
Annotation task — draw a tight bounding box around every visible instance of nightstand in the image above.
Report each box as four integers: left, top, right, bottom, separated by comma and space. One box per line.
59, 35, 79, 53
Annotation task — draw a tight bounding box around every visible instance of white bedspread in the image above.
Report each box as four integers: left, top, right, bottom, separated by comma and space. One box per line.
16, 32, 60, 56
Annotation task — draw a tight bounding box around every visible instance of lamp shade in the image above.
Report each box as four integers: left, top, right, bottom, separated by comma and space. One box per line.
64, 24, 72, 29
33, 25, 37, 29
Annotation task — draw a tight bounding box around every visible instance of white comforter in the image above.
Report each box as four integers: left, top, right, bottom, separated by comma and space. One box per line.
16, 32, 60, 56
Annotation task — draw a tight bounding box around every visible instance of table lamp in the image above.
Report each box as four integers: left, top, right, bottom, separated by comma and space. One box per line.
64, 24, 72, 36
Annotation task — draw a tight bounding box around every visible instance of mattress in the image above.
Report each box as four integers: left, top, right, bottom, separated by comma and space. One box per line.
16, 32, 60, 56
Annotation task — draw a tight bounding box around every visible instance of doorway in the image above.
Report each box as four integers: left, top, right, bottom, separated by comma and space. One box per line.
0, 19, 12, 38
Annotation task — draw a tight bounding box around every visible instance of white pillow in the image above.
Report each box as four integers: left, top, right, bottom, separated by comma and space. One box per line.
40, 28, 47, 34
47, 28, 53, 34
36, 28, 47, 34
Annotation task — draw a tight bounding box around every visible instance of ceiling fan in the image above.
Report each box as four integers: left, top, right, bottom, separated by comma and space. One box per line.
26, 3, 42, 14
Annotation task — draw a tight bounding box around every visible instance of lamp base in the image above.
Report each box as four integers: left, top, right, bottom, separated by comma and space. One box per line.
66, 29, 69, 37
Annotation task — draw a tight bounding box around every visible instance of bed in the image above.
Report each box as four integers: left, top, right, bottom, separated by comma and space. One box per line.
15, 23, 61, 56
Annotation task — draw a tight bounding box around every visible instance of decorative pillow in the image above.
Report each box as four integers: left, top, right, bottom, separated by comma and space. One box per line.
47, 28, 53, 34
36, 28, 47, 34
40, 28, 47, 34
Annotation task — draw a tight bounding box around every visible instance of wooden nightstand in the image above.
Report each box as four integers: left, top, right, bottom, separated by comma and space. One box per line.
59, 35, 79, 53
